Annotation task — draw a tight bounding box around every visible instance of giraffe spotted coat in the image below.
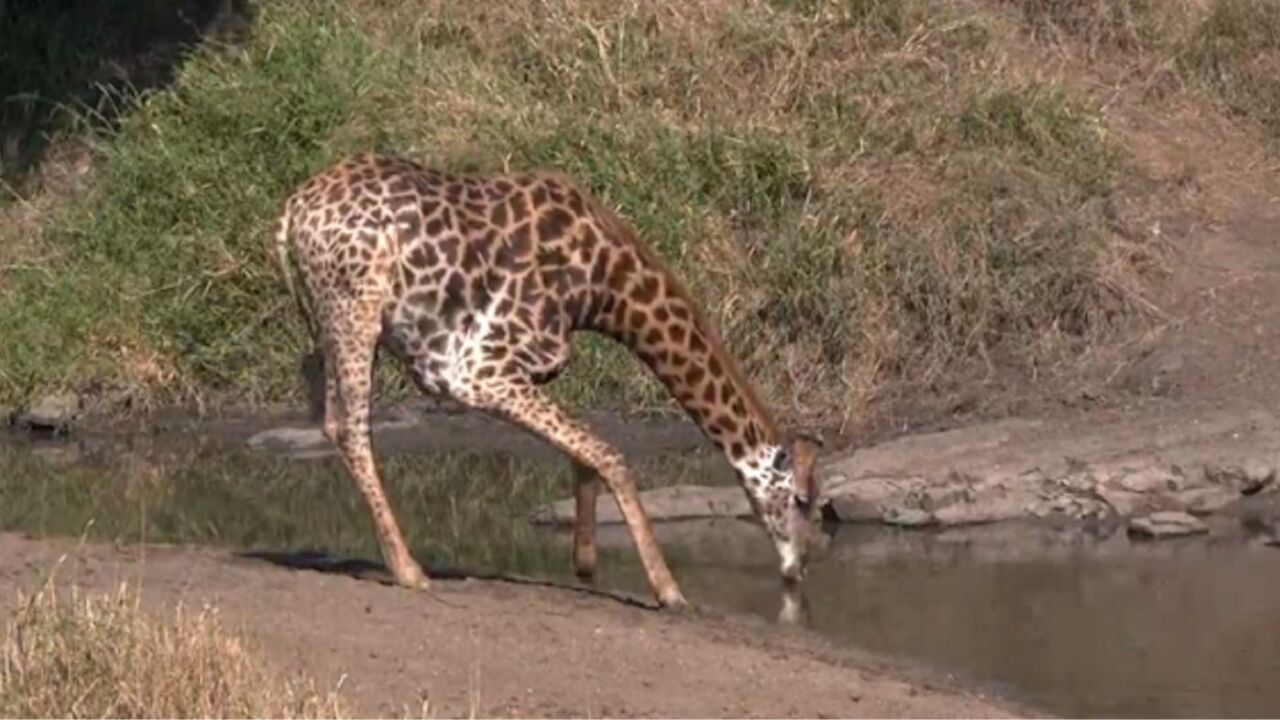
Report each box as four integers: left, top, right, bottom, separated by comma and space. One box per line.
275, 152, 823, 606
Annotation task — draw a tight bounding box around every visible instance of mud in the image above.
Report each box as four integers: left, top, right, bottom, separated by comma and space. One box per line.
0, 532, 1026, 719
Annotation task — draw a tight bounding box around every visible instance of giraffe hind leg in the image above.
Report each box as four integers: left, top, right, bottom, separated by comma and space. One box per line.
301, 347, 327, 423
325, 302, 429, 590
322, 336, 342, 445
572, 461, 601, 583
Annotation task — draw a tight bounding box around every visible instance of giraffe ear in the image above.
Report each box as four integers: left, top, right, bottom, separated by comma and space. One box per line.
790, 434, 823, 505
795, 432, 825, 449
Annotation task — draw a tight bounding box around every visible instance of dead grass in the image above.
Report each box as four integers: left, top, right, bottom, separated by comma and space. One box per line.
1005, 0, 1191, 56
2, 0, 1276, 428
1177, 0, 1280, 143
0, 579, 344, 718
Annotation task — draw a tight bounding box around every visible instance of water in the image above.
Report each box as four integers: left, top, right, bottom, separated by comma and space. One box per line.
0, 428, 732, 585
598, 520, 1280, 718
3, 431, 1279, 717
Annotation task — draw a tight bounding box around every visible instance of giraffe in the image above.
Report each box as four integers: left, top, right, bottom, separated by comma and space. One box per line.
273, 152, 825, 608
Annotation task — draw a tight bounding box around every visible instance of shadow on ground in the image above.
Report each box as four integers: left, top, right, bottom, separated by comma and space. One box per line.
0, 0, 252, 187
238, 548, 662, 611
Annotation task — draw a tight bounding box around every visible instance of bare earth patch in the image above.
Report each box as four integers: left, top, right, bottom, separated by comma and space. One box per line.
0, 532, 1029, 719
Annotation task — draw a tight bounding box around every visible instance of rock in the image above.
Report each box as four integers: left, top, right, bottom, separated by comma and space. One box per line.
931, 474, 1043, 525
882, 507, 934, 527
14, 391, 81, 433
530, 406, 1280, 531
246, 425, 337, 460
1241, 457, 1277, 495
1095, 487, 1146, 518
932, 497, 1023, 525
825, 476, 926, 523
822, 474, 876, 522
529, 485, 752, 526
1176, 486, 1238, 516
920, 484, 966, 512
1040, 493, 1111, 522
1127, 511, 1208, 539
1204, 457, 1277, 494
827, 494, 882, 523
1116, 464, 1181, 494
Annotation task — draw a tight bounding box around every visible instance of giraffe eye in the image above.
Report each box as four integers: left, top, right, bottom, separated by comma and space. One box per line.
773, 449, 792, 472
793, 493, 810, 510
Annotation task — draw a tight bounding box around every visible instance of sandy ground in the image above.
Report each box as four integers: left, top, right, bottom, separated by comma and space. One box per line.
0, 532, 1035, 719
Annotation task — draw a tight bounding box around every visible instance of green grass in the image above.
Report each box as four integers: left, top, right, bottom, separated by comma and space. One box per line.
0, 2, 405, 404
0, 0, 245, 187
16, 0, 1277, 425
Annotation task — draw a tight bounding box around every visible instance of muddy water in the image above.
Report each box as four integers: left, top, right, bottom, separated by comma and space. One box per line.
595, 520, 1280, 718
0, 430, 730, 585
3, 431, 1279, 718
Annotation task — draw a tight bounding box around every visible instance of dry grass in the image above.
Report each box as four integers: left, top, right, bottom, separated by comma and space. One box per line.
1005, 0, 1190, 56
1177, 0, 1280, 142
1, 0, 1275, 427
0, 579, 344, 718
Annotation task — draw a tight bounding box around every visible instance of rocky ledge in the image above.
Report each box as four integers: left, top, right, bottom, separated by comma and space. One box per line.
531, 406, 1279, 536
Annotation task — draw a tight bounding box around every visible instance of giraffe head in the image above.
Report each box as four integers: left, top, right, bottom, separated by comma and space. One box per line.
742, 433, 825, 583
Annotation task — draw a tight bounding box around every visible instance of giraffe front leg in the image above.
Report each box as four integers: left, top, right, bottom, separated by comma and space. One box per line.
572, 461, 601, 583
465, 379, 686, 608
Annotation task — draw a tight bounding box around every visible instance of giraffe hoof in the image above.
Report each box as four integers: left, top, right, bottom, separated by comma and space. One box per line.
393, 565, 431, 591
658, 589, 689, 611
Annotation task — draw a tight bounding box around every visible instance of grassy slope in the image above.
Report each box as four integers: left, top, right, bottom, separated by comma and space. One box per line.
1, 0, 1276, 426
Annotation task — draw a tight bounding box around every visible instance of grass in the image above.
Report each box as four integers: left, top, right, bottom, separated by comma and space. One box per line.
1177, 0, 1280, 143
0, 0, 1275, 426
1, 579, 343, 718
1006, 0, 1175, 54
1002, 0, 1280, 143
0, 0, 248, 187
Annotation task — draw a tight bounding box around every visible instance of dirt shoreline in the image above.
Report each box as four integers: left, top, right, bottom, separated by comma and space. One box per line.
0, 532, 1038, 719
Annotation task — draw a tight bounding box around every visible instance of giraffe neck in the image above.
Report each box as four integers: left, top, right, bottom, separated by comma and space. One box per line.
578, 225, 781, 475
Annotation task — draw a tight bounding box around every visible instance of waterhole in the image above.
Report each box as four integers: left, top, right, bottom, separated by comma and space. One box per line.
3, 428, 1277, 717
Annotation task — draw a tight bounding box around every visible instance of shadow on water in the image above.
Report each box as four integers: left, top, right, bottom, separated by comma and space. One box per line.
0, 0, 252, 186
3, 429, 1280, 718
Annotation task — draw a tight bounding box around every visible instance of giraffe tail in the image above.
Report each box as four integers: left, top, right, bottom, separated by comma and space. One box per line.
274, 206, 327, 419
273, 206, 318, 340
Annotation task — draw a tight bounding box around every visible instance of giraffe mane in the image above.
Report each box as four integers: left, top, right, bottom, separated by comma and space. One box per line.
579, 189, 781, 447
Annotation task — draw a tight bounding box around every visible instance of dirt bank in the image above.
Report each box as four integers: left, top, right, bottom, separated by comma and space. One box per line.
0, 532, 1032, 719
